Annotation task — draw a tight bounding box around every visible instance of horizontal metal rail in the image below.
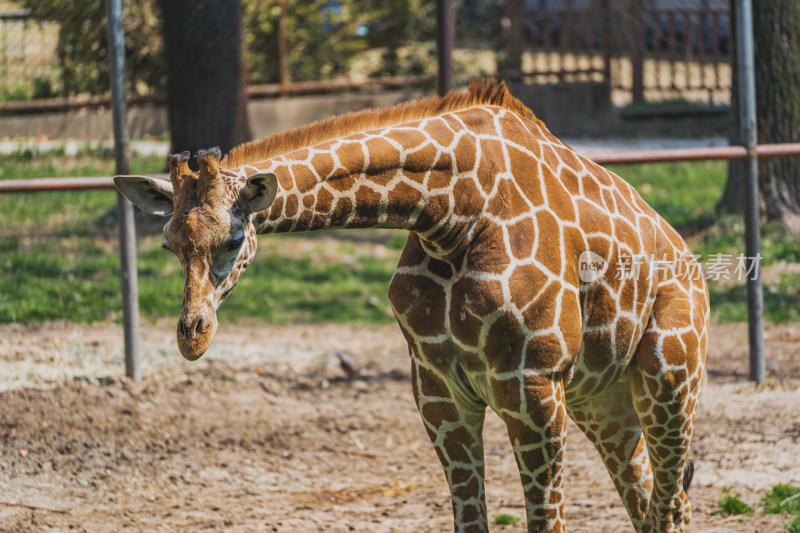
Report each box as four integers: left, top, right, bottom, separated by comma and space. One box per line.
2, 143, 800, 194
591, 143, 800, 165
0, 174, 168, 193
0, 76, 433, 114
247, 76, 434, 98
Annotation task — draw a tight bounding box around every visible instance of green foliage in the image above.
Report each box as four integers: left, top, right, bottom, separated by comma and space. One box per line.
244, 0, 364, 83
358, 0, 437, 78
215, 239, 395, 324
714, 487, 755, 516
22, 0, 164, 96
1, 75, 58, 103
491, 513, 521, 526
386, 232, 408, 250
15, 0, 441, 99
763, 484, 800, 516
242, 0, 437, 83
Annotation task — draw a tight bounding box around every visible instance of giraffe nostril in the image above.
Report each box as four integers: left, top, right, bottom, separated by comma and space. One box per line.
178, 317, 208, 339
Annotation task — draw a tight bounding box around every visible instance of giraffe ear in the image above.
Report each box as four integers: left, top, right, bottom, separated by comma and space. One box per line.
242, 172, 279, 214
114, 175, 174, 216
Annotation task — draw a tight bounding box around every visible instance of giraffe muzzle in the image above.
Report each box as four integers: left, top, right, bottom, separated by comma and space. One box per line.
176, 313, 218, 361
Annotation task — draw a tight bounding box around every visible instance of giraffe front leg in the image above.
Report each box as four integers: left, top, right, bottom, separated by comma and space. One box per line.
495, 375, 568, 533
411, 358, 489, 533
567, 379, 653, 532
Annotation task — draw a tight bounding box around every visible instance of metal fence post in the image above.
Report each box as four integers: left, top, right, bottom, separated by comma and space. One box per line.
436, 0, 453, 96
105, 0, 142, 382
504, 0, 523, 78
734, 0, 765, 383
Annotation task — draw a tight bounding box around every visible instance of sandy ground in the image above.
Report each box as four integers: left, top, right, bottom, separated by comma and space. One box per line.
0, 320, 799, 533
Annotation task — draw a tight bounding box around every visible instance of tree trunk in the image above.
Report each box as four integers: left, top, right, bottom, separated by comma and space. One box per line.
158, 0, 251, 158
719, 0, 800, 229
717, 0, 743, 213
753, 0, 800, 229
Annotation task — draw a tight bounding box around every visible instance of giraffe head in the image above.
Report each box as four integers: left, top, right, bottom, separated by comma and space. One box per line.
114, 148, 278, 360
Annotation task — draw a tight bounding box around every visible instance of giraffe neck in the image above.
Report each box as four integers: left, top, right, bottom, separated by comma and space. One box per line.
241, 111, 493, 260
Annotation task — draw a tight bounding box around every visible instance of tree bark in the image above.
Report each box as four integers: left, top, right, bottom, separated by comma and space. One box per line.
719, 0, 800, 229
717, 0, 743, 213
158, 0, 251, 158
753, 0, 800, 229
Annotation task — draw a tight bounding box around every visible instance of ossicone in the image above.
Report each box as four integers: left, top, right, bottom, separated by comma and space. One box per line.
195, 147, 224, 203
167, 150, 192, 190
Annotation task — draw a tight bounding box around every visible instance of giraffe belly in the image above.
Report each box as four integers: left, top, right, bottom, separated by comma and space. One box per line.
564, 335, 638, 407
391, 268, 654, 411
565, 305, 655, 407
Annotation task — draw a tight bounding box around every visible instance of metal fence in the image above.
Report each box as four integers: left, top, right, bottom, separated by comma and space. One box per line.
0, 9, 59, 101
0, 0, 777, 383
499, 0, 731, 106
1, 1, 733, 109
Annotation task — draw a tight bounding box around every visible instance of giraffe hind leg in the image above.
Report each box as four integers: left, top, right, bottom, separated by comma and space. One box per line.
567, 379, 652, 532
631, 285, 707, 533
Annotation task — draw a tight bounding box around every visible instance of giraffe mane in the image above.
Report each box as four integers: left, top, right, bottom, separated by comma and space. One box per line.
221, 78, 544, 169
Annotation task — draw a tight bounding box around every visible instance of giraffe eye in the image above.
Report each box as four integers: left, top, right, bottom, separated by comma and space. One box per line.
226, 235, 245, 251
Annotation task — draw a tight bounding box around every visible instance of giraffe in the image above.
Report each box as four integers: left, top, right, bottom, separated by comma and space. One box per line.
115, 80, 708, 533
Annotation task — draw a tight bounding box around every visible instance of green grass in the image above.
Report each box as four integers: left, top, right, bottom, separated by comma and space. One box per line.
612, 162, 800, 265
0, 150, 164, 323
708, 273, 800, 324
692, 215, 800, 264
135, 234, 397, 325
764, 485, 800, 516
784, 516, 800, 533
613, 161, 800, 323
0, 149, 398, 324
763, 484, 800, 532
714, 487, 755, 516
610, 160, 726, 231
712, 484, 800, 531
2, 153, 799, 325
491, 513, 521, 526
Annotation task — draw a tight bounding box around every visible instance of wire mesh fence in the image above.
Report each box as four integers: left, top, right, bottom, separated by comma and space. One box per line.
0, 0, 731, 108
499, 0, 731, 106
0, 7, 60, 101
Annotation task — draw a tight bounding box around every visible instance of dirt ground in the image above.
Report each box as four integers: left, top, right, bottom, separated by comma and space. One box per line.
1, 320, 799, 533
